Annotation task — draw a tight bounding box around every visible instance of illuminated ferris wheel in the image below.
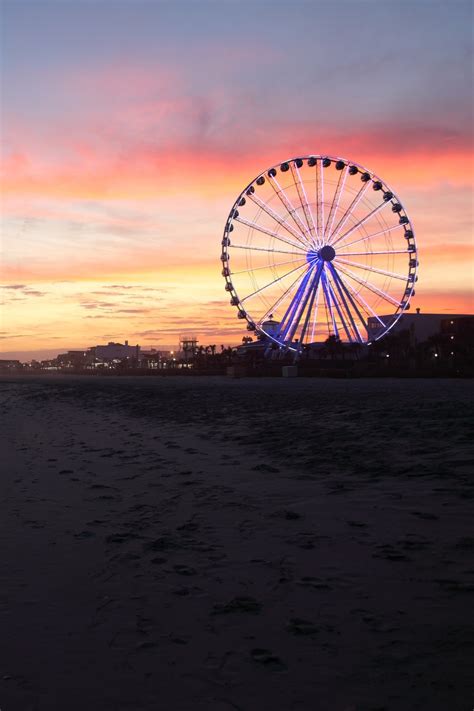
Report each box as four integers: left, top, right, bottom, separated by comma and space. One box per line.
221, 155, 418, 353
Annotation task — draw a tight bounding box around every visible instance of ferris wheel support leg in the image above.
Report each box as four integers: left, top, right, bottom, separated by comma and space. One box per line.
327, 263, 363, 343
285, 263, 322, 347
326, 276, 354, 343
321, 270, 339, 339
328, 263, 368, 342
296, 261, 324, 357
277, 266, 315, 344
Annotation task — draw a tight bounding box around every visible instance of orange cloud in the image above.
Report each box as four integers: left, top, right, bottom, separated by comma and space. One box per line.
3, 125, 472, 205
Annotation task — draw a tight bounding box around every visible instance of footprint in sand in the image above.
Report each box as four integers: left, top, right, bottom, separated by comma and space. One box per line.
212, 596, 262, 614
250, 648, 286, 671
173, 564, 197, 576
286, 618, 318, 636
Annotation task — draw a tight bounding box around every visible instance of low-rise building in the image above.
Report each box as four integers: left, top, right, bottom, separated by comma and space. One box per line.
56, 350, 92, 368
140, 349, 171, 369
93, 340, 141, 361
0, 359, 22, 372
367, 311, 472, 344
440, 316, 474, 339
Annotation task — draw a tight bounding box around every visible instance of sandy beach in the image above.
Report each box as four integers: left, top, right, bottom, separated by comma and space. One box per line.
0, 375, 473, 711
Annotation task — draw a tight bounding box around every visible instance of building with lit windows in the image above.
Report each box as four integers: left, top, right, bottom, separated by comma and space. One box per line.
367, 312, 472, 344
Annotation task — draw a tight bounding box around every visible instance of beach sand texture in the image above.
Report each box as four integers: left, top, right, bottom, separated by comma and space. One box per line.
1, 376, 473, 711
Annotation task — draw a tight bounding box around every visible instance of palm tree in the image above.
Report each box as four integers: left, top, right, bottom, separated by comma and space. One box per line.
322, 335, 344, 361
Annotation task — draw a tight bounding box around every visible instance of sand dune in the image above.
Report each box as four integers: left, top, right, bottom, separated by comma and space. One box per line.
0, 375, 473, 710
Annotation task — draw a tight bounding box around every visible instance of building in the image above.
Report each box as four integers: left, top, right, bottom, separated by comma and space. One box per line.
440, 316, 474, 339
141, 348, 170, 359
93, 340, 140, 361
367, 311, 472, 344
0, 359, 22, 372
260, 317, 280, 339
178, 336, 198, 366
56, 350, 92, 368
140, 348, 171, 369
179, 335, 198, 358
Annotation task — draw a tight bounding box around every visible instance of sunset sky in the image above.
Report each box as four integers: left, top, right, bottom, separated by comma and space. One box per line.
1, 0, 473, 359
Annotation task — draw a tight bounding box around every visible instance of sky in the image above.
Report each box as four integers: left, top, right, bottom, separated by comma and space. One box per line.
1, 0, 473, 359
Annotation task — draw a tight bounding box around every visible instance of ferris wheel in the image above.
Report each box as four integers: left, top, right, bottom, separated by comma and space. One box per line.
221, 155, 418, 353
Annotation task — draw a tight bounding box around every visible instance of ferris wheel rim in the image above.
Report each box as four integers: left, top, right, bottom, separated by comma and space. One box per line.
221, 154, 418, 351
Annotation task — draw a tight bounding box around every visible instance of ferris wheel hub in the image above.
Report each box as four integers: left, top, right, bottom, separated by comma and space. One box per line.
318, 245, 336, 262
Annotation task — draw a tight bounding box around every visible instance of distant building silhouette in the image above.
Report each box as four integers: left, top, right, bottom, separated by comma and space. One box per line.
179, 335, 198, 360
367, 312, 473, 344
0, 359, 22, 372
56, 350, 91, 368
94, 340, 140, 361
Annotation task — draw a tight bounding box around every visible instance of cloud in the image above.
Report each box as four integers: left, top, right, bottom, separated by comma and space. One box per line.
3, 127, 471, 207
115, 308, 150, 314
91, 285, 163, 296
81, 301, 115, 310
1, 284, 46, 297
24, 289, 46, 297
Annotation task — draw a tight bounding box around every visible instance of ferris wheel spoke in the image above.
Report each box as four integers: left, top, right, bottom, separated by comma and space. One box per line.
247, 190, 309, 248
332, 269, 386, 326
286, 265, 319, 345
325, 269, 354, 343
321, 269, 339, 339
331, 265, 369, 334
327, 181, 370, 245
327, 263, 367, 341
231, 256, 306, 276
310, 279, 322, 342
259, 263, 311, 324
278, 265, 316, 342
337, 250, 409, 257
296, 261, 324, 347
267, 173, 313, 248
331, 201, 388, 248
322, 283, 332, 338
234, 215, 307, 253
335, 257, 408, 281
232, 244, 304, 256
336, 264, 402, 308
240, 260, 309, 304
289, 162, 318, 244
337, 222, 405, 250
316, 159, 325, 245
324, 166, 348, 244
326, 267, 359, 342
